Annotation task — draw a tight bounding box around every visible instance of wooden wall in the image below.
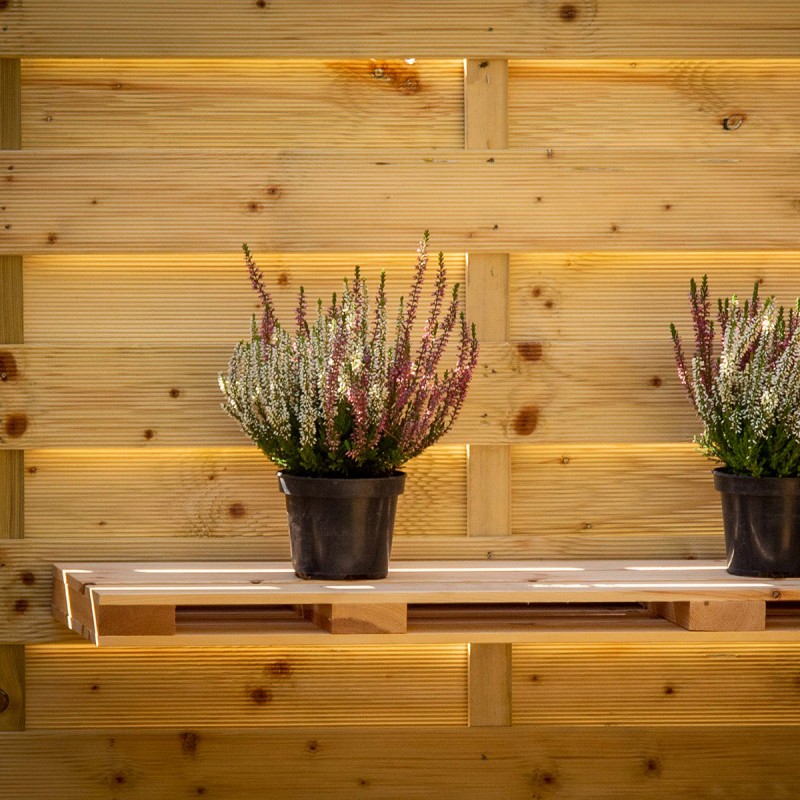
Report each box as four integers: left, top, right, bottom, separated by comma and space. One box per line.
2, 2, 800, 797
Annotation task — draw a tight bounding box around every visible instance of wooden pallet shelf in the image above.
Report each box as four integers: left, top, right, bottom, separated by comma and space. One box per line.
52, 560, 800, 647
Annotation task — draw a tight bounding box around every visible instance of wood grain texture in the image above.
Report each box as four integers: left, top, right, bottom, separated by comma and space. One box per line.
22, 252, 466, 344
4, 1, 800, 58
24, 446, 465, 539
510, 59, 800, 149
467, 445, 511, 537
0, 56, 24, 733
511, 444, 719, 539
509, 252, 800, 343
464, 60, 508, 149
0, 644, 24, 731
0, 61, 23, 540
466, 254, 508, 342
464, 60, 512, 542
21, 59, 463, 148
468, 643, 511, 726
513, 641, 800, 725
1, 149, 799, 253
0, 58, 20, 150
25, 644, 467, 728
0, 342, 698, 447
3, 725, 800, 799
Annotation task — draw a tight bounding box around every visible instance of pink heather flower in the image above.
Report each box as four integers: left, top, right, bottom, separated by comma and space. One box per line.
221, 234, 479, 478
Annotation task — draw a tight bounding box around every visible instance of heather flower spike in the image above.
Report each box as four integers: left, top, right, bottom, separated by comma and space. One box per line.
671, 276, 800, 478
220, 235, 479, 478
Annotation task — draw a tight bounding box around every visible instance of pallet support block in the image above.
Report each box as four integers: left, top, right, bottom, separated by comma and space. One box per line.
650, 600, 766, 632
96, 605, 177, 638
304, 603, 408, 635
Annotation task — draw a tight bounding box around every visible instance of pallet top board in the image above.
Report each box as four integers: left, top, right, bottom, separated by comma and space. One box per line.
53, 560, 800, 646
54, 559, 799, 605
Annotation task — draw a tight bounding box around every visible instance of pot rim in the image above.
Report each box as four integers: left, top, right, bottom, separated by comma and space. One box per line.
713, 466, 800, 496
278, 470, 406, 498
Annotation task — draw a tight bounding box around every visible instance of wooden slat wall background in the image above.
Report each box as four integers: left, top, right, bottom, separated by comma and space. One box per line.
2, 1, 800, 795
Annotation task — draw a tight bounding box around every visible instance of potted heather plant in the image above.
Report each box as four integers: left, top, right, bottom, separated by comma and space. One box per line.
220, 233, 479, 580
671, 276, 800, 577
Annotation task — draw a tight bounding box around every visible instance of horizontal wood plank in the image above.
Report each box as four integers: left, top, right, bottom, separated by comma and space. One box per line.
54, 559, 800, 610
513, 641, 800, 725
511, 444, 719, 538
23, 444, 720, 544
22, 253, 466, 345
3, 725, 800, 799
24, 446, 466, 539
0, 342, 697, 447
3, 1, 800, 58
25, 644, 467, 728
510, 60, 800, 148
509, 252, 800, 342
1, 149, 798, 253
21, 59, 463, 148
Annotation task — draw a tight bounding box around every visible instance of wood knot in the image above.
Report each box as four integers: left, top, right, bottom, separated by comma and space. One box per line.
722, 114, 746, 131
256, 0, 268, 7
268, 659, 293, 678
249, 687, 272, 705
4, 413, 28, 438
516, 342, 543, 363
0, 351, 18, 381
307, 739, 319, 752
47, 233, 58, 244
533, 769, 557, 787
644, 756, 662, 776
369, 61, 422, 95
246, 201, 263, 213
169, 388, 181, 398
229, 502, 246, 518
559, 3, 578, 20
14, 598, 28, 613
19, 571, 35, 586
650, 376, 662, 387
513, 406, 539, 436
181, 731, 200, 755
143, 429, 154, 440
265, 185, 282, 198
277, 272, 289, 287
663, 685, 675, 695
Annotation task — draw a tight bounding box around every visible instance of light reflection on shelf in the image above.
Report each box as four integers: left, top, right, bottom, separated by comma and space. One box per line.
625, 566, 728, 572
93, 585, 282, 592
390, 566, 585, 573
135, 568, 295, 574
530, 581, 774, 589
326, 585, 376, 590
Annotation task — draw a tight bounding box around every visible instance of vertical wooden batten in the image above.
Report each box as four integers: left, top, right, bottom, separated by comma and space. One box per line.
464, 60, 511, 541
0, 56, 25, 732
465, 59, 512, 727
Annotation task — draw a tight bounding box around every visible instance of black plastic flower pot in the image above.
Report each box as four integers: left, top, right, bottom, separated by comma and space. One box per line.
714, 468, 800, 578
277, 472, 406, 580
